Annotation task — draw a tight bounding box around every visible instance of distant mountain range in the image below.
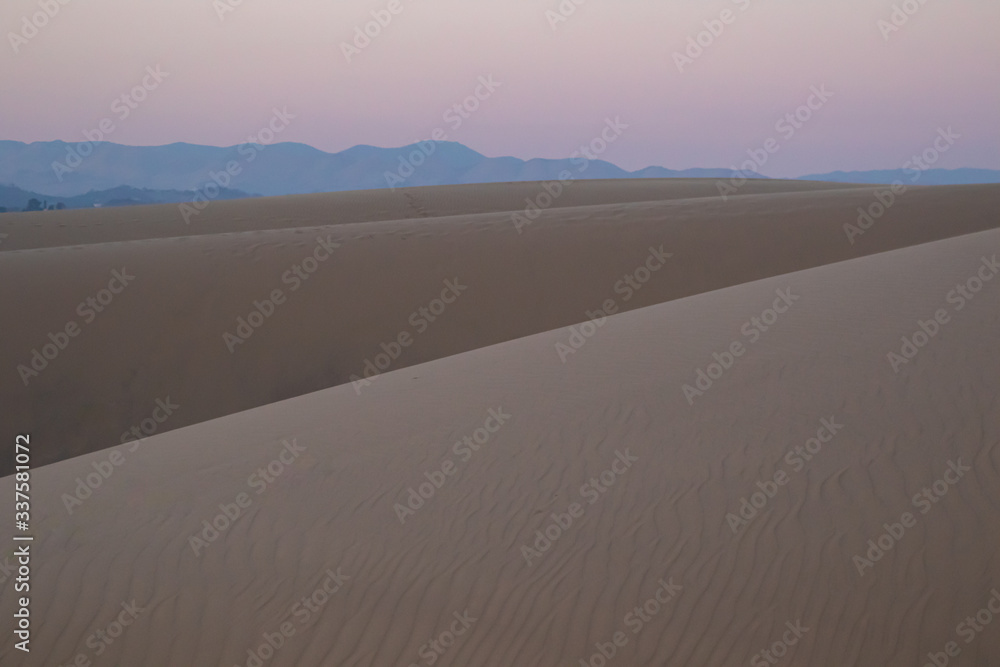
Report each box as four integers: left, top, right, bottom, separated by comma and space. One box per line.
0, 183, 253, 213
0, 139, 997, 212
0, 139, 765, 202
794, 168, 1000, 186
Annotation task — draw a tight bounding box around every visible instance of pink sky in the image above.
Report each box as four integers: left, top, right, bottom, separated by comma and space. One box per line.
2, 0, 998, 176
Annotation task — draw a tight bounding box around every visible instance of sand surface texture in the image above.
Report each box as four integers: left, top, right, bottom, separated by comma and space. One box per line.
1, 188, 998, 664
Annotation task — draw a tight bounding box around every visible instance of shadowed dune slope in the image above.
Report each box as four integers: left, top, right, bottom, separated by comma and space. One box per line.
2, 181, 1000, 470
0, 178, 859, 251
2, 227, 998, 665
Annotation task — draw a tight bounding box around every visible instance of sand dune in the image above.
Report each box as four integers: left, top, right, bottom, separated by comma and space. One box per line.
2, 181, 1000, 471
0, 179, 860, 252
2, 224, 997, 665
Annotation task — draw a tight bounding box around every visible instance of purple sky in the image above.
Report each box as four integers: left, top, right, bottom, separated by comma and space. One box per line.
3, 0, 998, 176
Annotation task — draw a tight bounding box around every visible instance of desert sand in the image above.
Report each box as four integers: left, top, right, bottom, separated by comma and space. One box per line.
1, 180, 999, 665
2, 180, 1000, 470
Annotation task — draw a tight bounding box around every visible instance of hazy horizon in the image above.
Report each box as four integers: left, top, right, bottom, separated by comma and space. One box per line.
5, 136, 1000, 182
3, 0, 998, 178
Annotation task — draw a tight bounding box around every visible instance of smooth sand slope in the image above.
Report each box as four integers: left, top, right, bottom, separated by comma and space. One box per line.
2, 181, 1000, 471
1, 227, 997, 665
